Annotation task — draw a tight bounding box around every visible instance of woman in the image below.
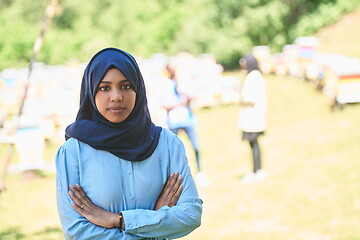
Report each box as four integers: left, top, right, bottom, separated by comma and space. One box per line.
237, 54, 267, 183
56, 47, 202, 239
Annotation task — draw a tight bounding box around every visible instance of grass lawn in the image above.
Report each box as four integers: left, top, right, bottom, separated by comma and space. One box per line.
1, 74, 360, 239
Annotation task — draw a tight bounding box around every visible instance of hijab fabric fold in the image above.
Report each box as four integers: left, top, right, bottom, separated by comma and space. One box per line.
65, 47, 162, 161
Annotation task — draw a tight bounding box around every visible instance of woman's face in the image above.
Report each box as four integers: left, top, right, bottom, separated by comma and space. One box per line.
95, 68, 136, 123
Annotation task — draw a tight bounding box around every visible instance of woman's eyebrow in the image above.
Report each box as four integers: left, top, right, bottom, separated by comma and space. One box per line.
100, 80, 111, 84
100, 79, 128, 84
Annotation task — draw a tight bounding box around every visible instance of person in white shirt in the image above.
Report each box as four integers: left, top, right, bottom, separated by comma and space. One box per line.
237, 54, 267, 183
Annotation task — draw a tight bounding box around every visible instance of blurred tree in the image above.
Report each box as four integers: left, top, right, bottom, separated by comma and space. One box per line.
0, 0, 359, 70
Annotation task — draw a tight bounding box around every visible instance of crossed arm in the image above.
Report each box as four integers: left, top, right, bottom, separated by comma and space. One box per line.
68, 172, 183, 229
56, 137, 202, 239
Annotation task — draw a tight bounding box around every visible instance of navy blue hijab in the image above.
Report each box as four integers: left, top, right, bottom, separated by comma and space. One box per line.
65, 47, 162, 161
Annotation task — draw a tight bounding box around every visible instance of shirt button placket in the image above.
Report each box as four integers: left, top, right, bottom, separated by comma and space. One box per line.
127, 166, 136, 206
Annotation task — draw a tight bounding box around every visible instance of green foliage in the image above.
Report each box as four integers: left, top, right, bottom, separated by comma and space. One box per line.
0, 0, 360, 70
52, 5, 78, 30
290, 0, 360, 38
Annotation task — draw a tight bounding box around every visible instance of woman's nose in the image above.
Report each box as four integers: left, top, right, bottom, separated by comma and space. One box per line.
110, 89, 123, 101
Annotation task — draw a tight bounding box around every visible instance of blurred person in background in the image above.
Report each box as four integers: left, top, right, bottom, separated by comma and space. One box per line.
237, 54, 267, 183
56, 47, 202, 239
160, 63, 209, 187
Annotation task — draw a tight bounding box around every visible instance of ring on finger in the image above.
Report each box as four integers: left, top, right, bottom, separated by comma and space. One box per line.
81, 204, 86, 209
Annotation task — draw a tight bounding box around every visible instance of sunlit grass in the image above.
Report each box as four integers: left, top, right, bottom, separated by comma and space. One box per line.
1, 74, 360, 239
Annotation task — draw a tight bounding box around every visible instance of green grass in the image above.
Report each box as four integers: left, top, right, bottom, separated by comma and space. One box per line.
1, 74, 360, 239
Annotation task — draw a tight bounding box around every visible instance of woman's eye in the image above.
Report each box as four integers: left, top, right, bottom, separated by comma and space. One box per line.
99, 86, 110, 91
121, 85, 132, 90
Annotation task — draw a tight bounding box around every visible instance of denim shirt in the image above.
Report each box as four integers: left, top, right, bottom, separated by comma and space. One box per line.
56, 128, 202, 240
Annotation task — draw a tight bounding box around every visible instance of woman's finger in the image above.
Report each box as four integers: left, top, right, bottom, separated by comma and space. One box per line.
68, 189, 85, 209
167, 172, 178, 188
68, 184, 88, 210
173, 175, 183, 191
170, 185, 183, 206
164, 172, 178, 196
69, 184, 82, 200
70, 202, 86, 213
75, 184, 91, 203
168, 175, 182, 201
169, 175, 182, 195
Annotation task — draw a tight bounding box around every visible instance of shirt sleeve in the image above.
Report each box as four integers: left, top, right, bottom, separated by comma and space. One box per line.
56, 145, 142, 240
121, 135, 203, 239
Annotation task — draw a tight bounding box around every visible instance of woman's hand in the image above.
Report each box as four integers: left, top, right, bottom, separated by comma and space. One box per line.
154, 172, 183, 210
68, 184, 119, 229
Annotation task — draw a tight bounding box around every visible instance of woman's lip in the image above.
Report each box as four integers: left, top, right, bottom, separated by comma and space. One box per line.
108, 107, 125, 112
